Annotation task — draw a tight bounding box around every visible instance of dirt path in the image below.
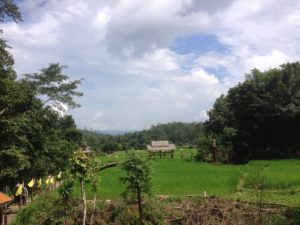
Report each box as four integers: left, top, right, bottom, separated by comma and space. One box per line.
4, 199, 32, 225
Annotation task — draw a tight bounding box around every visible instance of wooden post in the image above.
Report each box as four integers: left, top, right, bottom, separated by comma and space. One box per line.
4, 215, 7, 225
159, 151, 162, 158
171, 150, 174, 159
212, 138, 217, 163
0, 206, 3, 225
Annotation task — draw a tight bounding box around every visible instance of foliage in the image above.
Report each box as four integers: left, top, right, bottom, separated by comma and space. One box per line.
206, 62, 300, 163
69, 149, 95, 225
82, 122, 203, 152
12, 193, 292, 225
285, 207, 300, 225
0, 147, 30, 185
22, 63, 83, 109
195, 135, 211, 161
120, 152, 152, 224
70, 150, 92, 182
0, 0, 22, 23
0, 3, 82, 190
120, 152, 152, 198
58, 173, 74, 203
11, 193, 68, 225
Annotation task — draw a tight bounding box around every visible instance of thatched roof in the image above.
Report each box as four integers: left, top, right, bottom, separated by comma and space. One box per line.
147, 140, 176, 151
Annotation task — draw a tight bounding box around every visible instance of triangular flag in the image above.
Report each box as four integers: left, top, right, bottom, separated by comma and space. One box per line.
28, 179, 35, 188
45, 177, 50, 185
57, 171, 62, 179
15, 184, 23, 196
38, 178, 42, 187
50, 177, 54, 184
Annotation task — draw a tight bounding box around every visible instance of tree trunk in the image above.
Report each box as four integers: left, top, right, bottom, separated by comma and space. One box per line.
81, 180, 87, 225
137, 188, 143, 225
90, 192, 97, 225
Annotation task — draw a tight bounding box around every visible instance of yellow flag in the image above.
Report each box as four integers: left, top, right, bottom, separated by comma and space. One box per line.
15, 184, 23, 196
50, 177, 54, 184
57, 171, 62, 179
38, 178, 42, 187
45, 177, 50, 185
28, 179, 35, 188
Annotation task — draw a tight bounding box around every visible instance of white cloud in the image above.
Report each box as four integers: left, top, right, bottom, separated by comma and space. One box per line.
194, 110, 209, 121
2, 0, 300, 130
93, 7, 111, 28
103, 0, 215, 56
93, 112, 103, 121
244, 50, 290, 72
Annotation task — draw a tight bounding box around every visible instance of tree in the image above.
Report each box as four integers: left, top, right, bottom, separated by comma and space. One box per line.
69, 150, 92, 225
0, 0, 83, 190
0, 0, 22, 23
0, 147, 29, 189
120, 152, 152, 225
207, 62, 300, 163
58, 172, 74, 225
102, 141, 119, 153
0, 0, 21, 79
22, 63, 83, 109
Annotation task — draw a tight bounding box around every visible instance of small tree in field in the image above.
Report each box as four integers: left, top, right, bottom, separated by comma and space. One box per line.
69, 150, 92, 225
120, 152, 152, 225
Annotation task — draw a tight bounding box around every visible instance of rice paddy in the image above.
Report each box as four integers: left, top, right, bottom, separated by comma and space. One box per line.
73, 149, 300, 206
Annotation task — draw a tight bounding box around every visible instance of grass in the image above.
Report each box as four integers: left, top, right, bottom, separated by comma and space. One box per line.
237, 160, 300, 206
73, 149, 300, 206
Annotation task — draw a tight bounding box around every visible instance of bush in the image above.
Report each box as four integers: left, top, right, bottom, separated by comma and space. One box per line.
285, 207, 300, 225
11, 193, 68, 225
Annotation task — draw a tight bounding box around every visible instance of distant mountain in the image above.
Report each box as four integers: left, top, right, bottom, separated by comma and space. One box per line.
94, 130, 138, 135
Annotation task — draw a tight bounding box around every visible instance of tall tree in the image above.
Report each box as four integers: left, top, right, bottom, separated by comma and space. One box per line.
0, 0, 83, 189
22, 63, 83, 109
207, 62, 300, 163
0, 0, 22, 23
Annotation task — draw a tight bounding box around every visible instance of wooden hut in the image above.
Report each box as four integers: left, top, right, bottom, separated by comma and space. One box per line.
147, 140, 176, 158
0, 192, 12, 225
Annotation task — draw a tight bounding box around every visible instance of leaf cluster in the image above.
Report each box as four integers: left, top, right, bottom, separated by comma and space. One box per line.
206, 62, 300, 163
120, 152, 152, 197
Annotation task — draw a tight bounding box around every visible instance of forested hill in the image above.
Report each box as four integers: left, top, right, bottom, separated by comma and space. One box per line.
81, 122, 203, 152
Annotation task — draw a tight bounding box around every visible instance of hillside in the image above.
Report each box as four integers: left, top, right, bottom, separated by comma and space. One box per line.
81, 122, 203, 152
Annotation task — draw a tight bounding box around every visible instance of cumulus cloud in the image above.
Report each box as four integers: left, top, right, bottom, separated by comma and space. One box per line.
2, 0, 300, 130
103, 0, 215, 57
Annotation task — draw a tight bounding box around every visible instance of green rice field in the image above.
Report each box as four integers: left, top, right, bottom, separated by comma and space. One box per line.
73, 149, 300, 206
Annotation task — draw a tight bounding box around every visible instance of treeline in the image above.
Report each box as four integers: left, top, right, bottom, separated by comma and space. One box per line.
0, 3, 82, 190
82, 122, 203, 152
205, 62, 300, 163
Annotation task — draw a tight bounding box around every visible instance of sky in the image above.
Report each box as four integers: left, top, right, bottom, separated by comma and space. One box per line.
2, 0, 300, 130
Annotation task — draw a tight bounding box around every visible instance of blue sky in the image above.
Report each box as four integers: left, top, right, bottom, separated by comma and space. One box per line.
3, 0, 300, 130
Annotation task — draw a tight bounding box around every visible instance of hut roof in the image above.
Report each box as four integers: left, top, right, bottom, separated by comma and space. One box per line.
151, 140, 169, 147
0, 192, 12, 205
147, 140, 176, 151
